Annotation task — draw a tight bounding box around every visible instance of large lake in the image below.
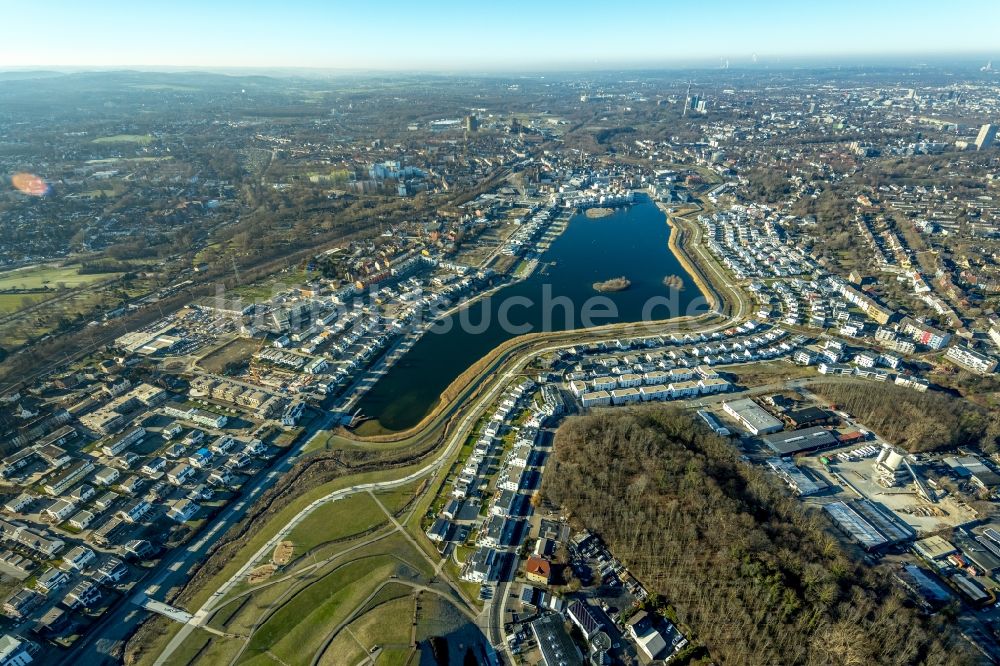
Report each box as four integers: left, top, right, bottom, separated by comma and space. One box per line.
355, 197, 703, 431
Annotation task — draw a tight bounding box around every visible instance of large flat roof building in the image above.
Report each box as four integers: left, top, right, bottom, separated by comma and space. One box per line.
895, 564, 953, 609
567, 601, 602, 641
824, 499, 913, 551
913, 535, 958, 561
943, 455, 1000, 490
761, 426, 837, 455
944, 345, 997, 376
722, 398, 783, 435
530, 613, 582, 666
766, 458, 826, 495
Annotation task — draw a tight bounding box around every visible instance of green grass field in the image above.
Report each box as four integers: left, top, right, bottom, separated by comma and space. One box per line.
375, 648, 412, 665
0, 265, 118, 291
241, 555, 399, 665
227, 267, 313, 303
357, 582, 413, 614
347, 596, 413, 648
0, 293, 45, 314
183, 464, 432, 611
212, 577, 301, 636
182, 634, 243, 666
195, 532, 436, 666
127, 616, 187, 666
317, 630, 367, 666
373, 479, 425, 516
157, 626, 213, 666
154, 364, 494, 666
92, 134, 154, 145
724, 360, 817, 387
307, 169, 352, 184
412, 594, 486, 660
285, 492, 388, 555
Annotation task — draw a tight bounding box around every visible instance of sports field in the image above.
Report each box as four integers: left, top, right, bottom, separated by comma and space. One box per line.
0, 265, 117, 291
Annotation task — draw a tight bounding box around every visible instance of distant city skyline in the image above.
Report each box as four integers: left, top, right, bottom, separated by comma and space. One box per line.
1, 0, 998, 71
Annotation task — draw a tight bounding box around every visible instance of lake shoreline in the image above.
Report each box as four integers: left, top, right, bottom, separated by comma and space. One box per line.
357, 197, 699, 430
661, 204, 720, 312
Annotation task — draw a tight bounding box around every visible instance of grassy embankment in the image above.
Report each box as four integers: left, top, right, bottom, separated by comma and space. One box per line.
149, 193, 740, 662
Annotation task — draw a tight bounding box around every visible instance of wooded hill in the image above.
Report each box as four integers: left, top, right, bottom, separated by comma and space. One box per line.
543, 405, 974, 666
808, 382, 999, 454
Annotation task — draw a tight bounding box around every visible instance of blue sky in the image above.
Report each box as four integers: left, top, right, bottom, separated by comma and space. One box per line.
1, 0, 996, 70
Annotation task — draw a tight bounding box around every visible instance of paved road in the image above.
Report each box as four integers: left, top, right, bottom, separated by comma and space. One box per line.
135, 597, 192, 624
73, 312, 742, 665
58, 187, 920, 666
153, 306, 740, 664
307, 575, 476, 666
66, 407, 340, 665
136, 214, 749, 666
662, 205, 750, 324
153, 336, 536, 664
488, 579, 515, 663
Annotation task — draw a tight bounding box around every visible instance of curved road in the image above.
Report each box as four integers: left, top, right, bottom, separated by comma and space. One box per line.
155, 313, 751, 665
145, 191, 752, 665
154, 331, 542, 663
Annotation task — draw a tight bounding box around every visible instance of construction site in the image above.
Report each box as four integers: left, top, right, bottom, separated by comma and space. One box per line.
798, 443, 979, 536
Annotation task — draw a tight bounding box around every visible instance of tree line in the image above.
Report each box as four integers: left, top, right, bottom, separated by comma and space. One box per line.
807, 382, 1000, 454
543, 405, 975, 666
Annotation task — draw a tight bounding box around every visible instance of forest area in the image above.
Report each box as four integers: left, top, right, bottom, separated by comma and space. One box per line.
808, 382, 1000, 454
543, 405, 975, 666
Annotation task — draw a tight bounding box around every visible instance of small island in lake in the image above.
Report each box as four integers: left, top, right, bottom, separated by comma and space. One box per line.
584, 207, 614, 218
662, 274, 684, 290
593, 276, 631, 292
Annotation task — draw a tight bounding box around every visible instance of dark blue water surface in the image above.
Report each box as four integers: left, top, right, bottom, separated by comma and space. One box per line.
356, 197, 700, 430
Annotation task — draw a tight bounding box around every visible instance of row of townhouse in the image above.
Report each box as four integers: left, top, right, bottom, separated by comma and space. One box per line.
0, 520, 65, 559
442, 385, 553, 585
700, 211, 816, 279
567, 328, 789, 386
579, 377, 731, 408
554, 319, 762, 368
0, 425, 78, 479
838, 283, 896, 325
945, 345, 998, 375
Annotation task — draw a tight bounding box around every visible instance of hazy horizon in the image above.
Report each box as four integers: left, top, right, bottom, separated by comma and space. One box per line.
0, 52, 996, 79
1, 0, 997, 72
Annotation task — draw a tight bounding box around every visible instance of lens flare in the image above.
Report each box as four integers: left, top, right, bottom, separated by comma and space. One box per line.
11, 172, 49, 196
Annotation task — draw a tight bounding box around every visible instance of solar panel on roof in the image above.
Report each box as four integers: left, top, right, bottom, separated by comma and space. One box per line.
977, 536, 1000, 559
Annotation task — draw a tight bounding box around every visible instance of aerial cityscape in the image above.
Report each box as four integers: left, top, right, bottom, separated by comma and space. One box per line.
2, 2, 1000, 665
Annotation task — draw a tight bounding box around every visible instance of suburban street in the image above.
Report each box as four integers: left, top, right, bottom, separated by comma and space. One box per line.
67, 408, 341, 665
153, 329, 542, 664
151, 304, 745, 664
3, 24, 999, 666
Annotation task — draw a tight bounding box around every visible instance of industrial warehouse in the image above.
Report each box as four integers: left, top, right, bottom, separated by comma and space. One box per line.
761, 425, 838, 456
